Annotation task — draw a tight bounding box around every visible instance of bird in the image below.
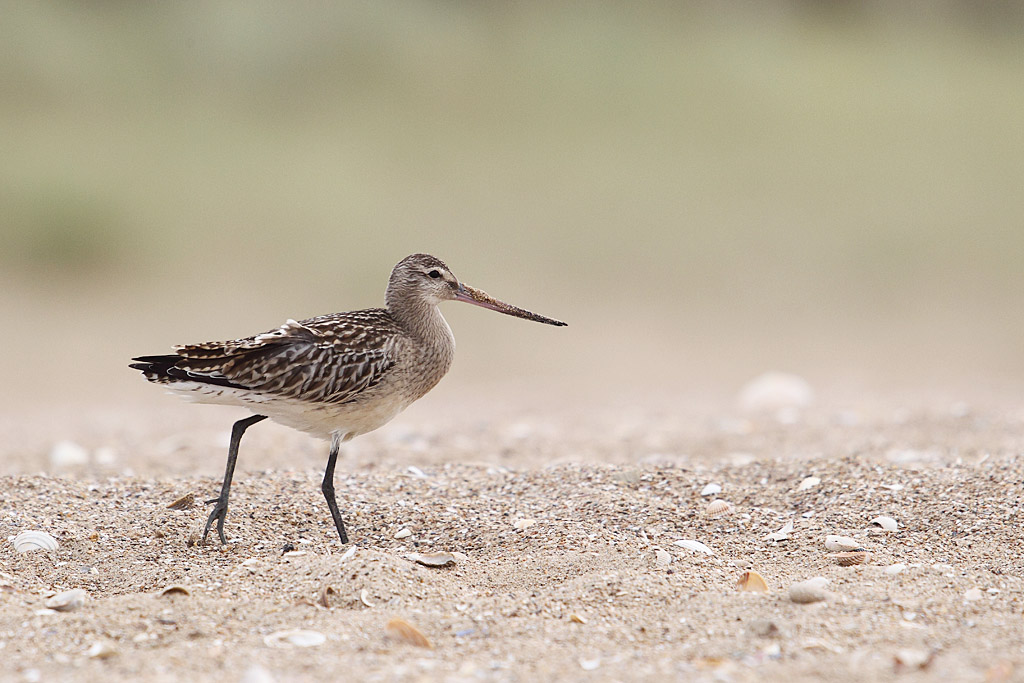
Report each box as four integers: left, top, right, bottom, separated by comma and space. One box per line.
130, 253, 566, 545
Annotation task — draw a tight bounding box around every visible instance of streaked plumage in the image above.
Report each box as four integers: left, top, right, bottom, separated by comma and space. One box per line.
130, 253, 565, 545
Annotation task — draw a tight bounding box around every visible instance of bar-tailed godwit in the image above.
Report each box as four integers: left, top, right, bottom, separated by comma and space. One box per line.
130, 254, 565, 544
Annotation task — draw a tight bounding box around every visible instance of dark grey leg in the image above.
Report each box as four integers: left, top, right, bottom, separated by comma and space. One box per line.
321, 432, 350, 544
202, 414, 267, 544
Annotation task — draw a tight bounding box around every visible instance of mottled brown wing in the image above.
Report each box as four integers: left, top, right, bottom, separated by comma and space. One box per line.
172, 310, 399, 405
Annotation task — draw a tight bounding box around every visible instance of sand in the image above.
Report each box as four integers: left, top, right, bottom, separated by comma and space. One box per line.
1, 394, 1023, 682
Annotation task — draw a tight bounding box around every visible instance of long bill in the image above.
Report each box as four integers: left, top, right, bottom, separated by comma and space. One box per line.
453, 284, 567, 327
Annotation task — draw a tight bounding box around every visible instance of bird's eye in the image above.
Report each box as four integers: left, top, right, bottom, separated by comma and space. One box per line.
427, 270, 442, 279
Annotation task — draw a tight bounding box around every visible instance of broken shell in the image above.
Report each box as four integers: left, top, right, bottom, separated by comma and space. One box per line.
158, 585, 191, 597
894, 648, 934, 671
513, 518, 537, 531
824, 535, 862, 552
316, 585, 335, 608
700, 483, 722, 496
764, 521, 794, 542
885, 563, 907, 575
13, 531, 59, 553
832, 551, 870, 566
405, 552, 458, 568
385, 618, 432, 648
964, 587, 984, 601
654, 548, 672, 568
263, 629, 326, 648
86, 641, 117, 659
393, 527, 412, 539
569, 613, 587, 624
167, 493, 195, 510
870, 516, 899, 531
797, 476, 821, 491
339, 546, 357, 562
705, 499, 733, 518
736, 570, 769, 592
673, 539, 714, 555
789, 577, 830, 604
359, 588, 375, 608
45, 588, 87, 612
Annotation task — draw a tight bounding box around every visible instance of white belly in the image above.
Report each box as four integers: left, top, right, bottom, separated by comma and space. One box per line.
165, 382, 410, 440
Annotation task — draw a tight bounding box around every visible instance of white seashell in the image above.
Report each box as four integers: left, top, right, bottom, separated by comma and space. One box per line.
824, 535, 862, 552
359, 588, 375, 608
393, 528, 412, 539
789, 577, 830, 604
870, 516, 899, 531
797, 476, 820, 491
764, 521, 794, 542
86, 641, 117, 659
45, 588, 87, 612
263, 629, 326, 648
885, 563, 907, 575
513, 518, 537, 531
339, 546, 356, 562
13, 531, 59, 553
654, 549, 672, 568
963, 587, 983, 601
673, 539, 714, 555
406, 552, 458, 568
700, 483, 722, 497
738, 372, 814, 412
49, 440, 89, 468
704, 499, 733, 518
578, 658, 601, 671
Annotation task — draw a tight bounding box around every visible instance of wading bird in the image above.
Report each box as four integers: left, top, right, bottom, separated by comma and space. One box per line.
130, 254, 566, 544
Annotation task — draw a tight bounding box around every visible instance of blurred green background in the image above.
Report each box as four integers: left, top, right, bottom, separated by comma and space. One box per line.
3, 1, 1024, 412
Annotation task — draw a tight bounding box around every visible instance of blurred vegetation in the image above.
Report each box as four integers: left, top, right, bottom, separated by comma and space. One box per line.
2, 1, 1024, 403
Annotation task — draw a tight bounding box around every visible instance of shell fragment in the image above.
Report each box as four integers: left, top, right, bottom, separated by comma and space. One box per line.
406, 552, 459, 568
797, 476, 821, 491
45, 588, 87, 612
385, 618, 432, 648
264, 629, 326, 648
673, 539, 714, 555
700, 483, 722, 497
870, 516, 899, 531
824, 535, 863, 552
764, 521, 794, 542
831, 551, 870, 566
736, 570, 769, 592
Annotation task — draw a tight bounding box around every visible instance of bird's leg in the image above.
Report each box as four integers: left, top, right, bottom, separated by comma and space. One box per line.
321, 431, 350, 544
202, 414, 267, 545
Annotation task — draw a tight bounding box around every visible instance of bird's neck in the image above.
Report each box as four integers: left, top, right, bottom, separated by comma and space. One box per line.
389, 299, 454, 348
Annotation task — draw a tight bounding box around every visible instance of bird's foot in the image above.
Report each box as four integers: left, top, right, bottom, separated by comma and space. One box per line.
202, 497, 230, 545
